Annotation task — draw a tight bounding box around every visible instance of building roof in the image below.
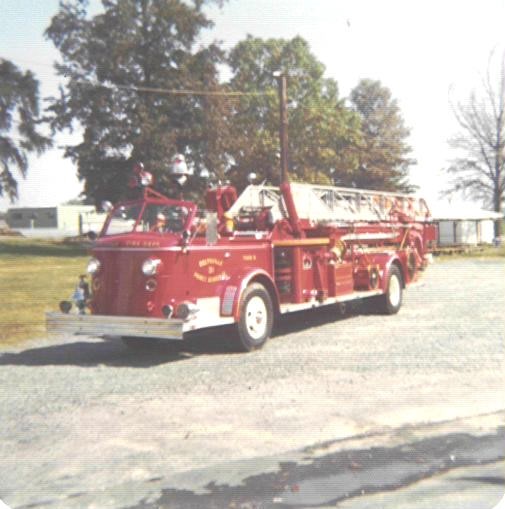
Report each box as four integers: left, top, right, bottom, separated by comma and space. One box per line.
430, 201, 503, 221
6, 204, 95, 213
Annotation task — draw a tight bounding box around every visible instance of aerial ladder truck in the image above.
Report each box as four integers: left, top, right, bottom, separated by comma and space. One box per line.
47, 76, 437, 351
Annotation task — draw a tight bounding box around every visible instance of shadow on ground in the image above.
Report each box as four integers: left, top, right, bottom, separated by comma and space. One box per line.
0, 302, 363, 368
126, 428, 505, 509
0, 332, 228, 368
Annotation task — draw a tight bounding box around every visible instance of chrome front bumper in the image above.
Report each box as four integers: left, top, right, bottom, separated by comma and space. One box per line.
46, 312, 184, 340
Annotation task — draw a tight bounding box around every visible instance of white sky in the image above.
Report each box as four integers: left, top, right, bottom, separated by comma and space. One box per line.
1, 0, 504, 210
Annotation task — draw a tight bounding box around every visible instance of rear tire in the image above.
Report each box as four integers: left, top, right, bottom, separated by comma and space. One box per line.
233, 283, 273, 352
379, 265, 403, 314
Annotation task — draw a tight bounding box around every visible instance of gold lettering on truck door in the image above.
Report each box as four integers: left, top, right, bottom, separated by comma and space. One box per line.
194, 258, 229, 283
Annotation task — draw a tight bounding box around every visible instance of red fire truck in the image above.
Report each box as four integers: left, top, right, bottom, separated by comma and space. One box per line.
46, 77, 437, 352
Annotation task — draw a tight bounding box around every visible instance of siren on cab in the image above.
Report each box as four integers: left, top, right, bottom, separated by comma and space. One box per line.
170, 154, 193, 188
247, 172, 257, 184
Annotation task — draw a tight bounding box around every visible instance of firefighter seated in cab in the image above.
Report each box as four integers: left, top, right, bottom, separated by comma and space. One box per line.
151, 212, 167, 233
151, 207, 188, 233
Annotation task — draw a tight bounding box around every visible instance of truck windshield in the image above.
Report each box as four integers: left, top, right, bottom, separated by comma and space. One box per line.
103, 203, 190, 236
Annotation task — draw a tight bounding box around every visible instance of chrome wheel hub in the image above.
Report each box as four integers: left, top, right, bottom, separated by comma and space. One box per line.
245, 296, 267, 340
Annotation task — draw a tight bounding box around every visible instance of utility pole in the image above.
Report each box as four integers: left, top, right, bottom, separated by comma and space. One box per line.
274, 72, 301, 237
275, 72, 289, 184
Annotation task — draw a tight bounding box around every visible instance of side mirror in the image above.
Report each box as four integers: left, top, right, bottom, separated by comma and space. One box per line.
87, 231, 97, 241
181, 230, 190, 246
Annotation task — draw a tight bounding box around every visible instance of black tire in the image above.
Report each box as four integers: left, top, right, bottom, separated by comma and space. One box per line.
233, 283, 274, 352
379, 265, 403, 314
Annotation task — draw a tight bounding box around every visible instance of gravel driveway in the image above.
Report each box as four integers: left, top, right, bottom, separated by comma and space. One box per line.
0, 258, 503, 508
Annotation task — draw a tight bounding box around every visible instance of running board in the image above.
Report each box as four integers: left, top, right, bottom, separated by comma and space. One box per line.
279, 289, 383, 314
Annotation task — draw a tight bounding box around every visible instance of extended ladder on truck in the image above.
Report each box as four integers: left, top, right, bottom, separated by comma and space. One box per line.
228, 182, 431, 226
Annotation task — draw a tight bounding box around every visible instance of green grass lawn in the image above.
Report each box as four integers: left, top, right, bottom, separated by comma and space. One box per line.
0, 237, 89, 345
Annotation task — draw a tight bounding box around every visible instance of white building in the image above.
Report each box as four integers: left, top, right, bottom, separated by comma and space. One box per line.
430, 201, 503, 246
6, 205, 106, 237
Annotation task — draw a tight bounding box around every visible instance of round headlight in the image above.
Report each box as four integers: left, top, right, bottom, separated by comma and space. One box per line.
87, 257, 101, 275
142, 258, 162, 276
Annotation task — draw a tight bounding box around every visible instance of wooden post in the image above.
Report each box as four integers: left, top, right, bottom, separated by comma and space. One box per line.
275, 73, 289, 185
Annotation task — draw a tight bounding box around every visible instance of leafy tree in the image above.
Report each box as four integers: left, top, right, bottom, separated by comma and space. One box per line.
444, 52, 505, 236
349, 79, 415, 192
0, 58, 51, 201
225, 36, 362, 189
45, 0, 224, 205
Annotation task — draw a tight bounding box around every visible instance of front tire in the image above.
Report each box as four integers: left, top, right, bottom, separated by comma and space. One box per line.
234, 283, 274, 352
379, 265, 403, 314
